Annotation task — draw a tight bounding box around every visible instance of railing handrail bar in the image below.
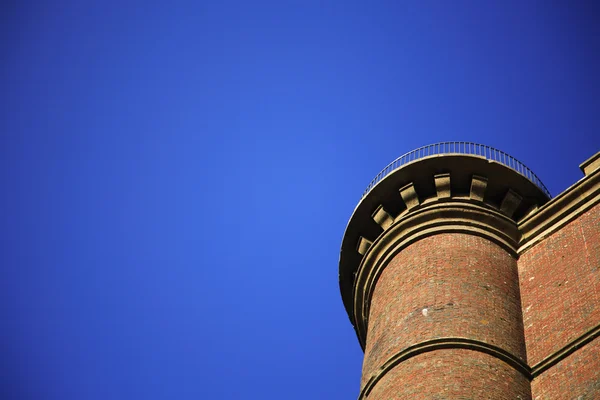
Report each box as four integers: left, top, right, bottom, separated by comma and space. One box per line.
362, 142, 551, 199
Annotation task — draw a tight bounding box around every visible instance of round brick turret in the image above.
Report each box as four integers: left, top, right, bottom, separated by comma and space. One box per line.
339, 144, 551, 399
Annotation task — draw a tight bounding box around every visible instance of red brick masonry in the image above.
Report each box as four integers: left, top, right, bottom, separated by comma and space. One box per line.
519, 205, 600, 399
343, 152, 600, 399
368, 349, 531, 400
360, 204, 600, 399
364, 234, 525, 383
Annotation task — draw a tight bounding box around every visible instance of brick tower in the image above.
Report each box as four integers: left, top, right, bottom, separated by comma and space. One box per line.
339, 143, 600, 399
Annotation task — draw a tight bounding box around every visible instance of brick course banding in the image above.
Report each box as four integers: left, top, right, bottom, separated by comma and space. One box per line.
366, 349, 532, 400
362, 233, 526, 388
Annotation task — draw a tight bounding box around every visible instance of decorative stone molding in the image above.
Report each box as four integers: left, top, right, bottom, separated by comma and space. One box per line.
434, 173, 451, 199
518, 167, 600, 253
371, 205, 394, 230
356, 236, 373, 256
358, 338, 532, 399
470, 175, 488, 201
580, 150, 600, 176
399, 182, 420, 210
530, 323, 600, 378
500, 189, 523, 218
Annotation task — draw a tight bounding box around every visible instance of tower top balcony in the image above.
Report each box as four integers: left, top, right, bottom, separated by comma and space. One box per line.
362, 142, 550, 199
339, 142, 551, 347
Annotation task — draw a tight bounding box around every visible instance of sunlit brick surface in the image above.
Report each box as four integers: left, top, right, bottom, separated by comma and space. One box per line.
531, 338, 600, 400
367, 349, 531, 400
519, 205, 600, 366
341, 151, 600, 399
362, 233, 526, 392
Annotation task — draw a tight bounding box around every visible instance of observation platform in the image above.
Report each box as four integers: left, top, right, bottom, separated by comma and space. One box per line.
339, 142, 551, 346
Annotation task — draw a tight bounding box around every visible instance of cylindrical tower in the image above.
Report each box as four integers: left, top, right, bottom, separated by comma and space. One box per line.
339, 143, 551, 399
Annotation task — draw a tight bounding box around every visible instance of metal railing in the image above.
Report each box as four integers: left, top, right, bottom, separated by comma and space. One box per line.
362, 142, 551, 198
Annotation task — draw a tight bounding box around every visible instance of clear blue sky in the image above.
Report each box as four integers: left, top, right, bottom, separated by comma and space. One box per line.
1, 2, 599, 399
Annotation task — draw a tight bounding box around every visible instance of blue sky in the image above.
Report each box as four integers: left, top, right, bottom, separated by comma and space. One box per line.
1, 2, 599, 399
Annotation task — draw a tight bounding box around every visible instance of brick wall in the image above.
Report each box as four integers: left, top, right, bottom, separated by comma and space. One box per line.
530, 338, 600, 399
347, 156, 600, 398
367, 349, 531, 400
362, 233, 526, 395
518, 203, 600, 397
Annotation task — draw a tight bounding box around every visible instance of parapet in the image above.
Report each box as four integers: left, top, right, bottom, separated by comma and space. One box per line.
339, 142, 551, 348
